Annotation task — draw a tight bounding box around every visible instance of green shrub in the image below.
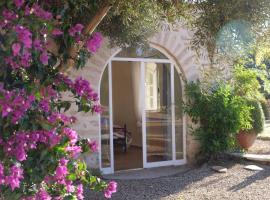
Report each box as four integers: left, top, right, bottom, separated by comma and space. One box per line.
260, 101, 270, 120
247, 100, 265, 134
184, 82, 252, 159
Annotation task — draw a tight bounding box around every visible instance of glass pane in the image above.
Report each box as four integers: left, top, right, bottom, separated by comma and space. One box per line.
174, 68, 184, 159
111, 61, 143, 170
100, 66, 111, 168
145, 63, 172, 162
116, 47, 168, 59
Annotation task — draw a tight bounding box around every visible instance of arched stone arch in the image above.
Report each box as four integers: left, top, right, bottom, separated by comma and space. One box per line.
68, 29, 204, 168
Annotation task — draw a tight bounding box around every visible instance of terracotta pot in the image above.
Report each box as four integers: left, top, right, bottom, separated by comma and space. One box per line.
236, 131, 257, 150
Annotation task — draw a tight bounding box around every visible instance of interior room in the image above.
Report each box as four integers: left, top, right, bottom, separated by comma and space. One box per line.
100, 56, 184, 172
112, 61, 143, 171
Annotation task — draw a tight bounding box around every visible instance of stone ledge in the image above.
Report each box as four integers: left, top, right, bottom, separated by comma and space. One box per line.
229, 152, 270, 163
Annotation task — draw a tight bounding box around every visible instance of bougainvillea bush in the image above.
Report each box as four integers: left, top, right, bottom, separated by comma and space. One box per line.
0, 1, 116, 199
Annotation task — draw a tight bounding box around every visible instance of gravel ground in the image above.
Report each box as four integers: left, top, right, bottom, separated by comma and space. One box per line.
248, 139, 270, 154
86, 159, 270, 200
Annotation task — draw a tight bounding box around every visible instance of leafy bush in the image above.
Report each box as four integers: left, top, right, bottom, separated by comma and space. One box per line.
260, 101, 270, 119
232, 64, 263, 100
247, 100, 265, 134
184, 82, 252, 159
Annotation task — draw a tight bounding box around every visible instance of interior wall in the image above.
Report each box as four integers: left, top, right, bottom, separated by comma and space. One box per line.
112, 61, 142, 147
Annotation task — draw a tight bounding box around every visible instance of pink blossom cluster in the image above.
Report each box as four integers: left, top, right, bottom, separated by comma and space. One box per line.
4, 25, 49, 69
74, 77, 99, 101
86, 32, 103, 53
63, 127, 78, 145
62, 128, 82, 158
0, 163, 24, 191
0, 9, 17, 28
104, 181, 118, 199
14, 0, 24, 8
44, 159, 84, 199
69, 24, 84, 37
4, 25, 33, 69
39, 86, 58, 113
35, 189, 52, 200
47, 112, 77, 125
88, 139, 98, 152
1, 2, 57, 70
31, 3, 53, 20
0, 88, 35, 124
65, 145, 82, 158
55, 74, 102, 113
1, 130, 61, 162
68, 23, 85, 43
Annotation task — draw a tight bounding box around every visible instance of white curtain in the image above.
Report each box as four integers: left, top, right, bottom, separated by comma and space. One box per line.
131, 62, 142, 146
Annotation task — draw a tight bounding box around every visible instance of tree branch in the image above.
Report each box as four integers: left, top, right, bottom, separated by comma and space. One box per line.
58, 2, 112, 72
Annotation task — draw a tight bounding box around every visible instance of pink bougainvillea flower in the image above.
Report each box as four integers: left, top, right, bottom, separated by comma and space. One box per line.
59, 158, 69, 166
68, 24, 84, 37
76, 184, 84, 200
104, 181, 117, 199
62, 128, 78, 145
52, 28, 63, 36
39, 99, 50, 113
55, 165, 68, 180
24, 5, 31, 16
93, 104, 102, 114
65, 145, 82, 158
33, 39, 43, 51
2, 9, 17, 21
20, 49, 31, 68
40, 51, 49, 65
88, 140, 98, 152
36, 189, 52, 200
2, 105, 12, 117
15, 25, 32, 48
86, 32, 103, 53
5, 165, 24, 191
0, 163, 5, 185
12, 43, 21, 56
14, 0, 24, 8
66, 180, 75, 193
32, 3, 53, 20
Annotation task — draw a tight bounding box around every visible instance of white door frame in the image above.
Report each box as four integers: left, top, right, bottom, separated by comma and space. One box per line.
100, 56, 186, 174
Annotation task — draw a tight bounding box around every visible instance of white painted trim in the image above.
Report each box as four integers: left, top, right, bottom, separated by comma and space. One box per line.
144, 159, 186, 168
182, 78, 187, 161
100, 47, 187, 174
99, 49, 122, 174
141, 62, 147, 168
108, 61, 114, 173
112, 57, 171, 63
171, 64, 176, 161
102, 167, 113, 175
98, 81, 102, 170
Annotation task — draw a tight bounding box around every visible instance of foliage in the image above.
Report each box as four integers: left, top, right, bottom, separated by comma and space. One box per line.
191, 0, 270, 61
231, 64, 264, 100
184, 82, 252, 159
34, 0, 190, 69
0, 1, 116, 199
246, 100, 265, 134
260, 101, 270, 119
235, 53, 270, 98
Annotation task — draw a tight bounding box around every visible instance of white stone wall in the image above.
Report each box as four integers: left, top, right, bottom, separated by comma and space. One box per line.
68, 27, 209, 168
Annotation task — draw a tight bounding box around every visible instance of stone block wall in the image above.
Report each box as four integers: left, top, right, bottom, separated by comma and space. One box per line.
67, 27, 209, 168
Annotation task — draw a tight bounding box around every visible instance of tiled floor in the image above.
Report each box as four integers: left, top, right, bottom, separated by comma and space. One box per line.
114, 146, 143, 171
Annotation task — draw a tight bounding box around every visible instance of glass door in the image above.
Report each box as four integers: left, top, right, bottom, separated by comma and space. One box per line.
100, 63, 114, 174
143, 62, 174, 167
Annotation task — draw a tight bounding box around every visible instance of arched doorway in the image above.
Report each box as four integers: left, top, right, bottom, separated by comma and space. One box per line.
99, 46, 186, 174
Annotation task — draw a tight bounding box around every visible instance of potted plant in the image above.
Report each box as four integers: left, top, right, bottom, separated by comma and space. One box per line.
237, 100, 265, 149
